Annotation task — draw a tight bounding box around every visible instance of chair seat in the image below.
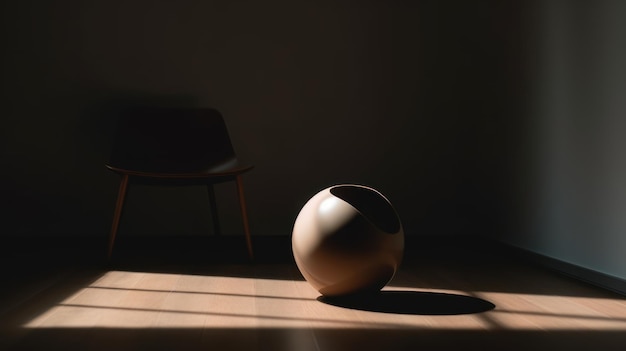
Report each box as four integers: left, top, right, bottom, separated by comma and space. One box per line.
106, 163, 254, 179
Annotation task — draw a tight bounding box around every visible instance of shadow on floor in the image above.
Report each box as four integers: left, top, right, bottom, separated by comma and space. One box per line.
318, 290, 495, 315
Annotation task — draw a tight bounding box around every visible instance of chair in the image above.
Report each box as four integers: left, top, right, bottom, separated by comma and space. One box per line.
106, 107, 254, 260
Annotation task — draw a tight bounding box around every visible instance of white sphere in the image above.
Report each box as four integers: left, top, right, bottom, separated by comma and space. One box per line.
292, 184, 404, 296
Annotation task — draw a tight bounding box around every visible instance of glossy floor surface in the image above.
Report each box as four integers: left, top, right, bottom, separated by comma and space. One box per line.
1, 236, 625, 350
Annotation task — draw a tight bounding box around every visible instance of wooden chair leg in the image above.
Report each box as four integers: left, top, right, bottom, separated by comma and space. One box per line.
236, 175, 254, 261
108, 174, 129, 259
207, 184, 221, 236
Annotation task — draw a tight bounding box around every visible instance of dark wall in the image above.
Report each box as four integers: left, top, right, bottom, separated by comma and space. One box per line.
492, 0, 626, 281
1, 1, 518, 239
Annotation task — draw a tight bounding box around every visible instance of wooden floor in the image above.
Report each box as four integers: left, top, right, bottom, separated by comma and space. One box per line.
1, 236, 626, 350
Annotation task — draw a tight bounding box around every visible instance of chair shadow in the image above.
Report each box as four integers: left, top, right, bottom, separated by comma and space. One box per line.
318, 290, 495, 315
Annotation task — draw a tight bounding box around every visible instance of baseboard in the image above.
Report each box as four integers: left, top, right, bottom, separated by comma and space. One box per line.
502, 242, 626, 296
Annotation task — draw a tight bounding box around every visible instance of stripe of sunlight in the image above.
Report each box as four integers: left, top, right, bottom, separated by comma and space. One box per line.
24, 271, 416, 329
86, 286, 315, 302
49, 303, 424, 329
24, 270, 182, 329
469, 290, 626, 330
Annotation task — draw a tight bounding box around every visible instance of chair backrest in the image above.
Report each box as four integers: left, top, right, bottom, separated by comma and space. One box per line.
108, 107, 238, 173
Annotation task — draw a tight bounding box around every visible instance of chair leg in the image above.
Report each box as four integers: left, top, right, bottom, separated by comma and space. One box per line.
207, 184, 221, 236
236, 175, 254, 261
108, 174, 129, 259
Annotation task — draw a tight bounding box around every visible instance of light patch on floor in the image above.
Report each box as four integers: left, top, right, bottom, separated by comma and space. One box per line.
22, 270, 626, 331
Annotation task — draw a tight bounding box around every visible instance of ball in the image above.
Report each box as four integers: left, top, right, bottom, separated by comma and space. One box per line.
292, 184, 404, 296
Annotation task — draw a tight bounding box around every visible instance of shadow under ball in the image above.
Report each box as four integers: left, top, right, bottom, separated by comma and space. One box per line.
292, 184, 404, 297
